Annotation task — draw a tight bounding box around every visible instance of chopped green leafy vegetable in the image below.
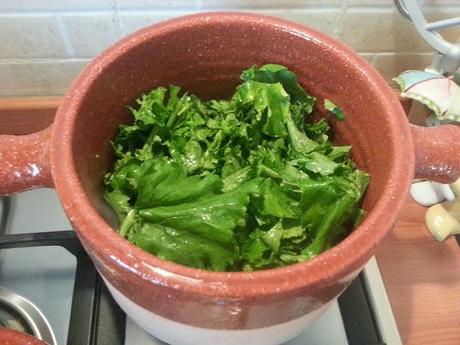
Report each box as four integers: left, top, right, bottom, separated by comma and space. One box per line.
324, 99, 345, 121
104, 64, 369, 272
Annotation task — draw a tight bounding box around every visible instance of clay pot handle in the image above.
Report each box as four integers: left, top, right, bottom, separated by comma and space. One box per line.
411, 124, 460, 183
0, 125, 53, 195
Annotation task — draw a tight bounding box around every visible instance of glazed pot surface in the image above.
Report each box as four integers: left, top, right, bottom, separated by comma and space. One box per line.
51, 12, 413, 330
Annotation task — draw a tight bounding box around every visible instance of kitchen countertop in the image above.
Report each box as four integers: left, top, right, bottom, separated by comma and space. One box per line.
1, 97, 459, 345
376, 196, 460, 345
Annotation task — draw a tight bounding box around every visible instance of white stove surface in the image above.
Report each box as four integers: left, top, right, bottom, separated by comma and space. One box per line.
0, 189, 402, 345
0, 189, 75, 345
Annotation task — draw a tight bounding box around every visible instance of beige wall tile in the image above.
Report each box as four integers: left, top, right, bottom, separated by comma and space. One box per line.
347, 0, 393, 5
199, 0, 342, 8
117, 0, 196, 9
373, 53, 434, 81
119, 11, 196, 36
340, 8, 433, 52
359, 53, 375, 62
61, 13, 120, 58
1, 2, 458, 97
0, 15, 68, 59
258, 9, 341, 36
0, 0, 112, 11
422, 0, 460, 5
0, 59, 89, 96
348, 0, 460, 5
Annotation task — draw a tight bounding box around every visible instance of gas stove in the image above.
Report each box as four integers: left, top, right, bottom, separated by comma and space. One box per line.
0, 189, 402, 345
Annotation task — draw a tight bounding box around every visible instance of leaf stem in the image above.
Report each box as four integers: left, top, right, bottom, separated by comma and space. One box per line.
120, 209, 136, 238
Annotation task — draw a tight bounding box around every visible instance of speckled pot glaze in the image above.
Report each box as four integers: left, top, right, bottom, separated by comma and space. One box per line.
0, 329, 47, 345
1, 12, 460, 345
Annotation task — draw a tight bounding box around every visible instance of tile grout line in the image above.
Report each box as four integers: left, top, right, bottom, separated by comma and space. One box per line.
0, 89, 67, 97
0, 59, 92, 66
0, 6, 281, 16
55, 14, 75, 58
370, 54, 379, 66
1, 5, 459, 15
0, 9, 114, 16
112, 0, 124, 38
333, 0, 348, 39
0, 52, 438, 65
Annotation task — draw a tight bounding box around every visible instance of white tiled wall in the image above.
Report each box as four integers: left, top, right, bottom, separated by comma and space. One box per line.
0, 0, 459, 96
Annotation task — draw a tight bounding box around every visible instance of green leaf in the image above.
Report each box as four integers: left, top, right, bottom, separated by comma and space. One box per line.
282, 223, 305, 239
182, 139, 203, 173
119, 209, 137, 238
106, 159, 143, 196
258, 178, 299, 218
296, 152, 339, 176
135, 161, 222, 209
240, 229, 270, 268
286, 115, 319, 154
138, 190, 249, 244
240, 64, 315, 106
262, 221, 284, 252
302, 195, 356, 258
324, 99, 345, 121
222, 166, 251, 192
103, 190, 131, 222
327, 145, 351, 162
132, 223, 238, 271
233, 81, 290, 137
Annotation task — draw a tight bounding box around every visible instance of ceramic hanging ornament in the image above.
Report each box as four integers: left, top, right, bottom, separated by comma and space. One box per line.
393, 70, 460, 123
395, 70, 460, 242
393, 0, 460, 242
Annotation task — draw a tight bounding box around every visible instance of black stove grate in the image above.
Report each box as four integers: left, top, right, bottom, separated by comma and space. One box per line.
0, 230, 385, 345
0, 231, 125, 345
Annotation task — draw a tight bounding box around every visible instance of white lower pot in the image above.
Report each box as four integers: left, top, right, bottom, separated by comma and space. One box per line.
103, 277, 332, 345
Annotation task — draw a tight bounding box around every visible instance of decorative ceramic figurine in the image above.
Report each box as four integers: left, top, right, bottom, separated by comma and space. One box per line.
393, 0, 460, 243
393, 70, 460, 123
395, 70, 460, 242
425, 178, 460, 242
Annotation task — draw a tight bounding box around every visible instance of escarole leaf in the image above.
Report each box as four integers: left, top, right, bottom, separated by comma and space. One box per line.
286, 115, 318, 154
297, 151, 339, 176
233, 81, 290, 137
324, 99, 345, 121
132, 223, 238, 271
135, 161, 222, 208
103, 190, 131, 222
240, 64, 316, 107
104, 64, 370, 272
138, 190, 249, 245
257, 178, 299, 218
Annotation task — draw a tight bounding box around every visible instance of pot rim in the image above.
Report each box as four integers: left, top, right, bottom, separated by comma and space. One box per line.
51, 11, 414, 298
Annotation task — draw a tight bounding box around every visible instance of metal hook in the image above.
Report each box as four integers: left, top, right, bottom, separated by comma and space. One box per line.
393, 0, 460, 73
394, 0, 411, 21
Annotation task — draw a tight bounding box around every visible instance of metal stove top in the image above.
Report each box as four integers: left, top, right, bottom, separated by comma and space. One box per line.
0, 189, 402, 345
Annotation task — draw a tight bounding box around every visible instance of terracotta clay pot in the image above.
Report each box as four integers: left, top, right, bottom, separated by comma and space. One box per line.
1, 12, 460, 345
0, 329, 47, 345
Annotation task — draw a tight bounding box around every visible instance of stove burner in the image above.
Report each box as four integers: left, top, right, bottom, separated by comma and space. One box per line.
0, 287, 56, 345
0, 300, 34, 332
